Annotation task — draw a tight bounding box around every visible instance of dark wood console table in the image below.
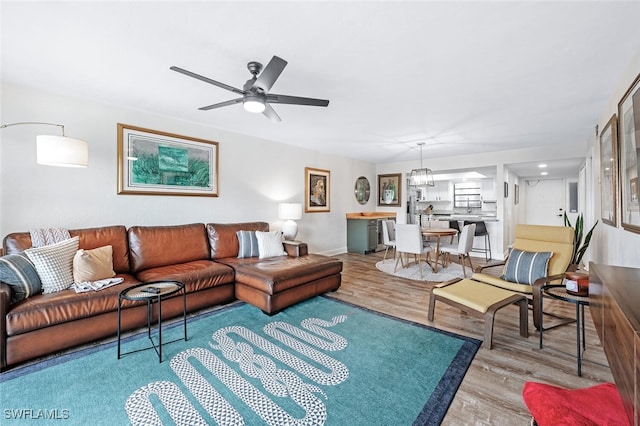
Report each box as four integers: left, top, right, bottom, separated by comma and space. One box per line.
589, 262, 640, 426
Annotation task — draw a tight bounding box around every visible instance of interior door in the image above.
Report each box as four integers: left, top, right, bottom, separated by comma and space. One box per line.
523, 179, 566, 225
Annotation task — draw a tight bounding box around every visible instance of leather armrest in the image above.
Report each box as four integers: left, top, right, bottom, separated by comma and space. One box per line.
0, 282, 10, 369
283, 241, 308, 257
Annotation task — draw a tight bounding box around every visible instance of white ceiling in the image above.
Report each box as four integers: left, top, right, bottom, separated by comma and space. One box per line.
2, 1, 640, 178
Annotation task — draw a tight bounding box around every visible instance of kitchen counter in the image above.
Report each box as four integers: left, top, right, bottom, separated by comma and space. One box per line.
433, 215, 499, 222
346, 212, 397, 220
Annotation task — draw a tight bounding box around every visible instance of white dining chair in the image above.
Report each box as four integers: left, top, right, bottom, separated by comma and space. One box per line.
381, 220, 396, 262
394, 224, 433, 279
439, 223, 476, 278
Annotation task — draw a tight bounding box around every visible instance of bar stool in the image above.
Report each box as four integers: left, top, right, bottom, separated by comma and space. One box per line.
465, 220, 491, 261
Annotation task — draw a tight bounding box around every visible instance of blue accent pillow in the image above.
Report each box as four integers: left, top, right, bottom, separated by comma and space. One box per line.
501, 249, 553, 285
0, 253, 43, 303
236, 230, 259, 259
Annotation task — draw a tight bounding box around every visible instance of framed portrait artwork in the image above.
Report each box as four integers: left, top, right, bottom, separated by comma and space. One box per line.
599, 114, 618, 227
618, 73, 640, 234
377, 173, 402, 206
305, 167, 330, 212
514, 183, 519, 205
117, 123, 218, 196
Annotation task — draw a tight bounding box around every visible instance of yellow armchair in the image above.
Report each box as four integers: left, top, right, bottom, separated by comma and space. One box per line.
472, 224, 574, 329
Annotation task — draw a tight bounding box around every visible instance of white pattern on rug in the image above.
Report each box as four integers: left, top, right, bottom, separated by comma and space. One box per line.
375, 259, 466, 282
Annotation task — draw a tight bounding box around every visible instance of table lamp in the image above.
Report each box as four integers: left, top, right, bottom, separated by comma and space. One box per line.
279, 203, 302, 241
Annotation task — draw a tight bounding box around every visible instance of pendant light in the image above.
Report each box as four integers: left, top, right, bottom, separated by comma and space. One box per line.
409, 142, 434, 187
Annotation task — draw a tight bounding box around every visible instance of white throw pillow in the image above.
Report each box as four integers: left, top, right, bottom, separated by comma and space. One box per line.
25, 236, 80, 294
255, 230, 287, 259
73, 245, 116, 283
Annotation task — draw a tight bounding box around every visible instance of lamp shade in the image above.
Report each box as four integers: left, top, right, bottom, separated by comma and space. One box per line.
36, 135, 89, 167
409, 168, 435, 187
278, 203, 303, 220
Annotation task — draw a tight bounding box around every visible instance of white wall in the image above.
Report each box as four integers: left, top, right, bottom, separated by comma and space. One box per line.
0, 83, 376, 255
590, 50, 640, 268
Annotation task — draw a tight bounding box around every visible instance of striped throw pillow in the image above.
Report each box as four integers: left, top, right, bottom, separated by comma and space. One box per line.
25, 236, 80, 294
501, 248, 553, 285
0, 253, 42, 303
237, 230, 259, 259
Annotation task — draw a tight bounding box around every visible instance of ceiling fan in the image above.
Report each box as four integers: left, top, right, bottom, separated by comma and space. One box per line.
170, 56, 329, 122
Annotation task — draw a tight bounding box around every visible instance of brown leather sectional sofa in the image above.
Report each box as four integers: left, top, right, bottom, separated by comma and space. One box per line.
0, 222, 342, 370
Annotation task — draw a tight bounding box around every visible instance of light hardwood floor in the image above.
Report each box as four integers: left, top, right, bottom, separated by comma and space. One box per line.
326, 251, 613, 425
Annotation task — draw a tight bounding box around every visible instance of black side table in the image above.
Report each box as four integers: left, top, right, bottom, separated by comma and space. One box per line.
117, 281, 187, 363
539, 284, 589, 376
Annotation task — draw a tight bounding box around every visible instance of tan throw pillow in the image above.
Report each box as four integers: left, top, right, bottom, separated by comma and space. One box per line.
73, 245, 116, 283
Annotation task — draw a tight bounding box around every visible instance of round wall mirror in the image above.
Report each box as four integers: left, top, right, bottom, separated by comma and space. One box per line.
354, 176, 371, 204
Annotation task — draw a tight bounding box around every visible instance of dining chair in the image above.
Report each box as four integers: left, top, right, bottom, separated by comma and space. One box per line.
381, 219, 396, 262
439, 223, 476, 277
394, 224, 432, 279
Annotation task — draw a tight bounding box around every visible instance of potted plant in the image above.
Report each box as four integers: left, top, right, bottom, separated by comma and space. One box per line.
563, 212, 598, 269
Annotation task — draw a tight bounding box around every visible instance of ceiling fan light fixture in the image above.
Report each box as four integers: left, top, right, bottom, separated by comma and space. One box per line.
243, 94, 266, 113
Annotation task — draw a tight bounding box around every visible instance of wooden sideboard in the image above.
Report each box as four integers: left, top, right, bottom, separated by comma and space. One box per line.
589, 262, 640, 426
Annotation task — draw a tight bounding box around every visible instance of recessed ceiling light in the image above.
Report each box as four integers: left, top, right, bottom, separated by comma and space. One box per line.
540, 171, 548, 176
538, 164, 547, 168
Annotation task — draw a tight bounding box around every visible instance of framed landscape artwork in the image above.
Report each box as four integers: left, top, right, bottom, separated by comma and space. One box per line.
377, 173, 402, 206
305, 167, 330, 212
599, 114, 618, 227
618, 73, 640, 234
117, 124, 218, 196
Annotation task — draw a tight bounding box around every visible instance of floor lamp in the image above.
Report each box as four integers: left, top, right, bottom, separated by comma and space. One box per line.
0, 121, 89, 167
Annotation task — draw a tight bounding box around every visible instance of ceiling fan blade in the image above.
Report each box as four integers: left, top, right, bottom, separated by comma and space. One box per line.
253, 56, 287, 92
198, 98, 243, 110
262, 104, 282, 122
267, 94, 329, 107
170, 66, 245, 95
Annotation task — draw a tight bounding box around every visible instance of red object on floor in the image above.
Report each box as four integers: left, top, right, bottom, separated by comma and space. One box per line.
522, 382, 629, 425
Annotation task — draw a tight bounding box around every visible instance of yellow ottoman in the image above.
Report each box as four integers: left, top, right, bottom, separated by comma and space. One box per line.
428, 278, 528, 349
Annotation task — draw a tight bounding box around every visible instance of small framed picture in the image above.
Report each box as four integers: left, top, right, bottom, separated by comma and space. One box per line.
378, 173, 402, 206
305, 167, 330, 212
504, 182, 509, 198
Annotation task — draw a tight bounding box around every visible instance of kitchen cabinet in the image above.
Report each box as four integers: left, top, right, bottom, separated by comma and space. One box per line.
481, 179, 496, 201
347, 219, 379, 254
421, 181, 451, 201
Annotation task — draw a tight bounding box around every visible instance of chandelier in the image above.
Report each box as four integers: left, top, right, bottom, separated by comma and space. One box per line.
409, 142, 434, 187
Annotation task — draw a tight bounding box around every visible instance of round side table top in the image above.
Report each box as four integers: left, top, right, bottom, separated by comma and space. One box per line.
120, 281, 184, 301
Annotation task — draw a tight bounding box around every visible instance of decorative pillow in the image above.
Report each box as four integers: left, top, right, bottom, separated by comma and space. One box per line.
501, 248, 553, 285
25, 236, 79, 294
73, 245, 116, 283
236, 230, 259, 259
255, 230, 286, 259
522, 382, 628, 425
0, 253, 42, 303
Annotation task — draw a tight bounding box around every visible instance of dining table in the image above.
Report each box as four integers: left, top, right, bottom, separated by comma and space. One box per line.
421, 227, 458, 272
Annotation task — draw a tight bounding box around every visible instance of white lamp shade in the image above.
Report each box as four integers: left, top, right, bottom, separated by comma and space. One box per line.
36, 135, 89, 167
279, 203, 302, 220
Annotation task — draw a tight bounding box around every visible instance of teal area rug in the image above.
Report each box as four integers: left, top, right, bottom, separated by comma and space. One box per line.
0, 296, 480, 425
